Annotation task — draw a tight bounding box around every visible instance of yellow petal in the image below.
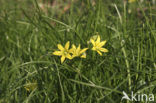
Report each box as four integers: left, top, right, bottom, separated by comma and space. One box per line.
90, 39, 95, 46
100, 48, 108, 52
65, 41, 70, 50
92, 47, 96, 51
97, 50, 102, 56
24, 87, 30, 92
66, 54, 72, 59
69, 44, 76, 53
96, 35, 100, 43
58, 44, 64, 50
77, 44, 81, 53
80, 53, 86, 58
80, 48, 88, 54
72, 44, 76, 49
98, 40, 106, 47
61, 56, 65, 63
53, 51, 62, 56
69, 48, 74, 53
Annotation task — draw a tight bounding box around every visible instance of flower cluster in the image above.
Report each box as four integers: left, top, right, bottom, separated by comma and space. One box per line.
53, 35, 108, 63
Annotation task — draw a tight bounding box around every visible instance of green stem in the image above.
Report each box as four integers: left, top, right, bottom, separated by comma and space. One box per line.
121, 41, 131, 92
92, 51, 95, 60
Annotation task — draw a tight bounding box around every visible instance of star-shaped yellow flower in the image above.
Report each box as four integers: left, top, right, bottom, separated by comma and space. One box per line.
91, 35, 108, 56
70, 44, 88, 59
53, 41, 72, 63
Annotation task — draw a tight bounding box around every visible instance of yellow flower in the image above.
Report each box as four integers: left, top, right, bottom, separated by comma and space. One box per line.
70, 44, 88, 58
53, 41, 72, 63
91, 35, 108, 56
24, 81, 37, 92
128, 0, 136, 3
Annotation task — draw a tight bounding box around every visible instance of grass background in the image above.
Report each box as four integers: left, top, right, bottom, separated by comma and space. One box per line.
0, 0, 156, 103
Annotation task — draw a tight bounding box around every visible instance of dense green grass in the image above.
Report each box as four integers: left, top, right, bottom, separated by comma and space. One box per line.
0, 0, 156, 103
